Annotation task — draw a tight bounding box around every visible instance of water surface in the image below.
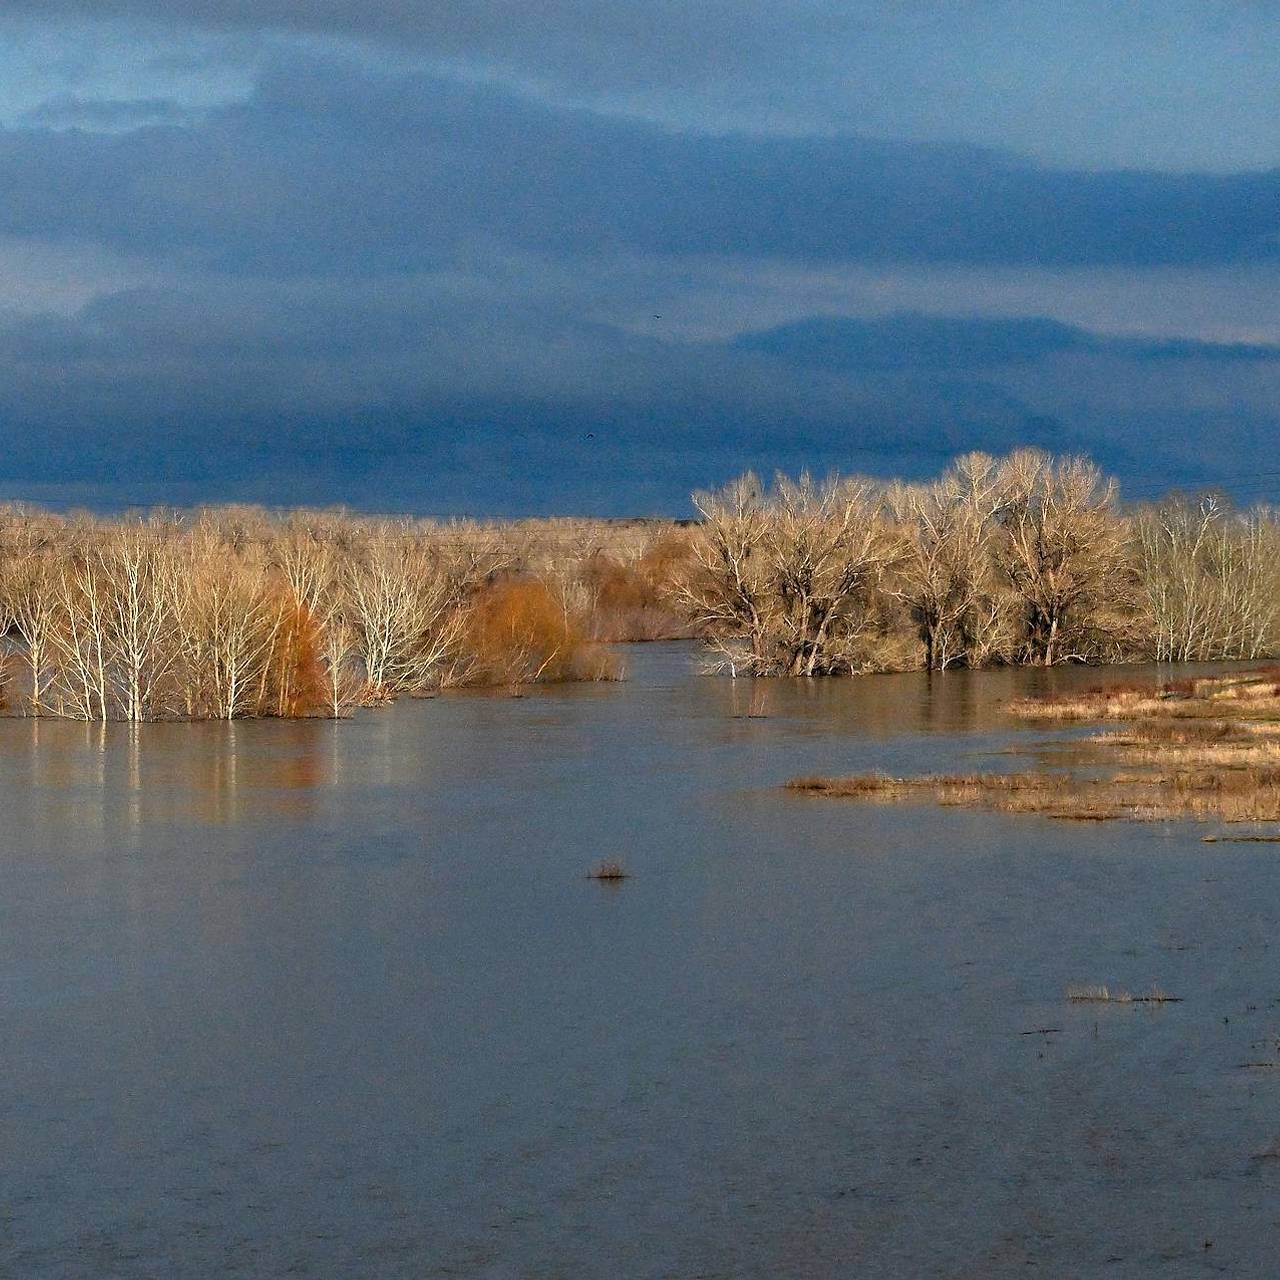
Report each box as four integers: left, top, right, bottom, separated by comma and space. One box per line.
3, 646, 1278, 1277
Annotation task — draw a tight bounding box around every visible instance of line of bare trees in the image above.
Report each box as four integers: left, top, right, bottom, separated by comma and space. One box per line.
3, 449, 1275, 715
0, 509, 680, 720
678, 449, 1280, 675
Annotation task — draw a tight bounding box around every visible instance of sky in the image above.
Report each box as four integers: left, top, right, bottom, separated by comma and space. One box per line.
2, 2, 1280, 514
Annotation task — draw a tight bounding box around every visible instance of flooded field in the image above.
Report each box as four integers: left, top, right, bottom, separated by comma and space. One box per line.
2, 645, 1278, 1277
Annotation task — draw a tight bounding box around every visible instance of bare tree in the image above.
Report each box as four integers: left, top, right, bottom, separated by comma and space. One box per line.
1135, 496, 1280, 660
886, 453, 1010, 669
51, 550, 111, 721
272, 515, 337, 615
99, 522, 179, 721
992, 451, 1132, 665
676, 472, 897, 675
318, 607, 361, 718
676, 474, 773, 675
6, 551, 59, 715
765, 473, 898, 675
0, 505, 628, 718
1, 454, 1275, 712
175, 540, 281, 720
345, 530, 467, 698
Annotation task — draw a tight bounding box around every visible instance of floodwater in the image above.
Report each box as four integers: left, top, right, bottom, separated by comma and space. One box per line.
3, 644, 1279, 1278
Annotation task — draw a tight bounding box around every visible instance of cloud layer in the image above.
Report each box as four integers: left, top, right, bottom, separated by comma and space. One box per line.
0, 27, 1278, 512
5, 61, 1279, 274
8, 3, 1280, 169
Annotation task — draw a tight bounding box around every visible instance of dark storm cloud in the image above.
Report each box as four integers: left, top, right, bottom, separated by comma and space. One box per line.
0, 267, 1271, 511
2, 59, 1278, 273
0, 273, 1084, 511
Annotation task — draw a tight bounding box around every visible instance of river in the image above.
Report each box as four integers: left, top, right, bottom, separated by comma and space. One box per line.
3, 644, 1277, 1276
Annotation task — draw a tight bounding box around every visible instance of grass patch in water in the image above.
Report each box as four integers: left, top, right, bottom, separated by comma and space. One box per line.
789, 670, 1280, 825
1065, 984, 1181, 1004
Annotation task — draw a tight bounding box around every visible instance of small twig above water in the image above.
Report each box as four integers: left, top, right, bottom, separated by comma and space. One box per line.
586, 859, 629, 882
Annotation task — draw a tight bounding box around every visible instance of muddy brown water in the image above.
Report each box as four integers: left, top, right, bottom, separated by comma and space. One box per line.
2, 645, 1278, 1277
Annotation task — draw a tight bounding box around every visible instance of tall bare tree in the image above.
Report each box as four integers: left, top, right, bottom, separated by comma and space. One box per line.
677, 473, 896, 675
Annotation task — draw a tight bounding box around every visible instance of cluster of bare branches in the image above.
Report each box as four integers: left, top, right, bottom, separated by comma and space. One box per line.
679, 449, 1276, 675
0, 508, 670, 719
1135, 496, 1280, 662
676, 472, 903, 676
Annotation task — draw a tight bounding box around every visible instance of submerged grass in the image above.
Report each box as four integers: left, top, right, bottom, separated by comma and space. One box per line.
1065, 984, 1182, 1004
1009, 671, 1280, 725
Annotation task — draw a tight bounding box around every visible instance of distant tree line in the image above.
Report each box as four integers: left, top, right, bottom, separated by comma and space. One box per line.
1, 449, 1276, 718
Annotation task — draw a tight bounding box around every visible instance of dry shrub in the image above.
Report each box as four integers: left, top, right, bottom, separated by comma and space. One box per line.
463, 576, 619, 687
1111, 741, 1280, 768
1241, 664, 1280, 696
787, 773, 907, 797
1011, 671, 1280, 726
265, 600, 327, 717
1007, 689, 1168, 721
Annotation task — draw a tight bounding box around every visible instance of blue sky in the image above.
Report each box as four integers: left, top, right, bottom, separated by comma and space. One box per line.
2, 3, 1279, 512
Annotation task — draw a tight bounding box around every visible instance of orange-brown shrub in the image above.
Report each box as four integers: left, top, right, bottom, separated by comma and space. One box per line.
265, 600, 327, 716
464, 577, 619, 686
